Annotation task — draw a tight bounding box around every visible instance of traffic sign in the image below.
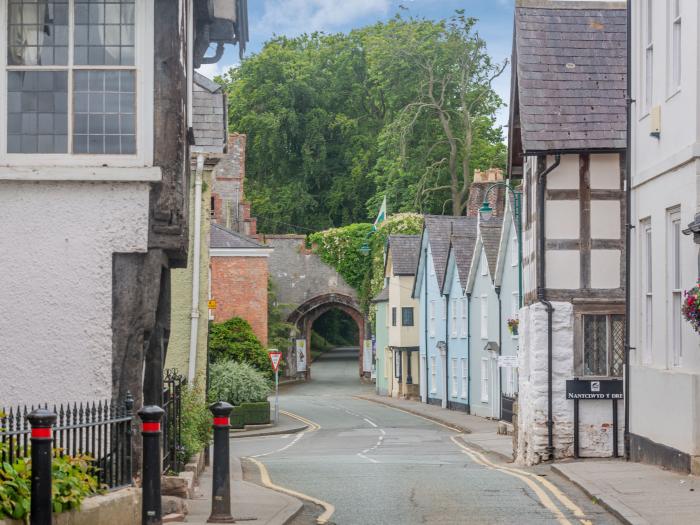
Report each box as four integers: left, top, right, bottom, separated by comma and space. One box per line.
208, 299, 217, 309
269, 350, 282, 372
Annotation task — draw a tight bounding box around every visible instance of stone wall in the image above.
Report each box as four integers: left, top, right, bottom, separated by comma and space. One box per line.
211, 256, 269, 345
516, 301, 624, 465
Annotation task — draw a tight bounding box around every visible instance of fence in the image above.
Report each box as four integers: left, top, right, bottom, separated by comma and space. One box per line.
0, 395, 134, 490
162, 369, 184, 474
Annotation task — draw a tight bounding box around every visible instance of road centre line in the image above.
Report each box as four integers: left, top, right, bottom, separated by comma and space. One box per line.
357, 452, 379, 464
250, 432, 304, 458
247, 457, 336, 525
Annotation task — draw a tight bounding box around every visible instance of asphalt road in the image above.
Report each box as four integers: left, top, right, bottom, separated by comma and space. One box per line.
233, 347, 619, 525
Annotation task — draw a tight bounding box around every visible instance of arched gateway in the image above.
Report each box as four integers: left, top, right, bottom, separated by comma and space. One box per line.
264, 235, 368, 377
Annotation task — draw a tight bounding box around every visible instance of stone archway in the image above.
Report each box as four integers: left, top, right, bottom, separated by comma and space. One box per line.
287, 293, 366, 377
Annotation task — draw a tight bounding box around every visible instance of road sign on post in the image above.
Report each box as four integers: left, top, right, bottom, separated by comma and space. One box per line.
269, 350, 282, 424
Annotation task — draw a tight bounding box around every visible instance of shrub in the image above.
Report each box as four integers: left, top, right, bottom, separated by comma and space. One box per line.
0, 444, 103, 522
209, 317, 273, 377
208, 361, 272, 406
179, 386, 212, 465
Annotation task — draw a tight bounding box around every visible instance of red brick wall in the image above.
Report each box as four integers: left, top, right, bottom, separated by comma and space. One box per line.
211, 256, 269, 346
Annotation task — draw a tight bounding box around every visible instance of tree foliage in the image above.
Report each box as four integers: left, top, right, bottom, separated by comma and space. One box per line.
208, 317, 273, 378
222, 12, 506, 232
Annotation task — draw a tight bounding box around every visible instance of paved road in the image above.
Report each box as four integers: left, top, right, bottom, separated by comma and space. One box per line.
233, 348, 619, 525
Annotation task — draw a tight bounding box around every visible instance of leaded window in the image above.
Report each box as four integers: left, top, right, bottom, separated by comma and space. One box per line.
5, 0, 136, 154
582, 314, 624, 377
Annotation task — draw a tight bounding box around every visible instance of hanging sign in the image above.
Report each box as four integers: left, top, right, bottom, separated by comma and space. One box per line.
295, 339, 307, 372
566, 379, 623, 400
268, 350, 282, 372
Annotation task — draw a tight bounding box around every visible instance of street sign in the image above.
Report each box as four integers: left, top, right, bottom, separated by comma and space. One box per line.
268, 351, 282, 372
208, 299, 217, 309
566, 379, 623, 400
498, 355, 518, 368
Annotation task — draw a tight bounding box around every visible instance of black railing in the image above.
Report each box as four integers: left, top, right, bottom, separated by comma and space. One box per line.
162, 369, 184, 474
0, 395, 134, 490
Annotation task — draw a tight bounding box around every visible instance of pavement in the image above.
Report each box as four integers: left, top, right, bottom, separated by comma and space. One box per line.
553, 460, 700, 525
185, 452, 302, 525
230, 412, 309, 439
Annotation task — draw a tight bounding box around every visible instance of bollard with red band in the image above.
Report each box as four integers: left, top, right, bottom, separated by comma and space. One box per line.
28, 408, 57, 525
208, 401, 234, 523
138, 405, 164, 525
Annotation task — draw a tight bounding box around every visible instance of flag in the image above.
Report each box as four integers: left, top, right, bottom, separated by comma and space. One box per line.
373, 196, 387, 231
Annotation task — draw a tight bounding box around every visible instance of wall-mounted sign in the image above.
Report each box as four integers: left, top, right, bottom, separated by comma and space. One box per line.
295, 339, 307, 372
208, 299, 217, 309
566, 379, 623, 400
363, 339, 373, 373
498, 355, 518, 368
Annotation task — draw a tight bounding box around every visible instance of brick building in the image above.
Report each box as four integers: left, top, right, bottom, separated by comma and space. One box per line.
210, 224, 273, 344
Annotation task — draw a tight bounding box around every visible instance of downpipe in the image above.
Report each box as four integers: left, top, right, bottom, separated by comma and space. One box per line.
187, 155, 204, 384
444, 293, 450, 409
537, 153, 561, 461
424, 247, 430, 404
467, 293, 472, 412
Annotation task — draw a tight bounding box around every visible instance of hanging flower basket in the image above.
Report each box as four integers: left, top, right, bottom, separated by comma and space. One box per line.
507, 317, 519, 336
682, 281, 700, 333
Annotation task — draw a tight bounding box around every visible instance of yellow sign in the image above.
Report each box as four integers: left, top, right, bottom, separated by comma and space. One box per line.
208, 299, 217, 309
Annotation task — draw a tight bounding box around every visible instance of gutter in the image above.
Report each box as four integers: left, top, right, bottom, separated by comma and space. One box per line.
423, 247, 429, 404
537, 153, 561, 461
623, 0, 632, 460
496, 285, 502, 420
187, 155, 205, 384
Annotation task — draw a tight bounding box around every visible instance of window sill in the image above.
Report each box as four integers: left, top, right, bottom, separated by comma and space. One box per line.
0, 165, 162, 182
665, 87, 681, 102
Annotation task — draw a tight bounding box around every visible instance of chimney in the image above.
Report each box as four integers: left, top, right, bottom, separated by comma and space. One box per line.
466, 167, 506, 218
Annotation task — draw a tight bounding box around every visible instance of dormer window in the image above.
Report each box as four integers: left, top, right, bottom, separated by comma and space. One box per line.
2, 0, 153, 165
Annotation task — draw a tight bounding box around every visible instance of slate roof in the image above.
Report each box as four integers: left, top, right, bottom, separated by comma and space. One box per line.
192, 73, 226, 153
387, 235, 421, 276
514, 0, 627, 152
424, 215, 478, 290
449, 234, 477, 288
480, 218, 503, 278
210, 224, 268, 250
371, 287, 389, 303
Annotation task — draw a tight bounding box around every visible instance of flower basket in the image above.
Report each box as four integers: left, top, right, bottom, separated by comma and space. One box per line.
507, 317, 519, 336
682, 282, 700, 333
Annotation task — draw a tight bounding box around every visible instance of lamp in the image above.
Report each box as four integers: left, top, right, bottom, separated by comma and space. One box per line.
359, 242, 371, 256
194, 0, 249, 67
479, 201, 494, 222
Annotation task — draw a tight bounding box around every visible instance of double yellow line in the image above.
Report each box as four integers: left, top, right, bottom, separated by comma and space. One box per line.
450, 436, 592, 525
280, 409, 321, 432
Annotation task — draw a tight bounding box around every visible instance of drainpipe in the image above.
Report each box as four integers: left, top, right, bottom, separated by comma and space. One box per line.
423, 247, 429, 404
496, 285, 502, 420
537, 153, 561, 461
623, 0, 633, 461
187, 155, 205, 384
444, 292, 450, 409
467, 293, 472, 412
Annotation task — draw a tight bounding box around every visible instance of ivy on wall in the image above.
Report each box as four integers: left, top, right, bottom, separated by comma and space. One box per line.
309, 213, 424, 313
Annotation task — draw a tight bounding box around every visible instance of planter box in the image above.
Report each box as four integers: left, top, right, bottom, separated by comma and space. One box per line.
229, 401, 271, 429
0, 487, 140, 525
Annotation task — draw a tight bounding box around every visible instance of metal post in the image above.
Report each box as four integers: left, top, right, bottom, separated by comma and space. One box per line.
274, 369, 279, 424
573, 399, 579, 459
28, 408, 57, 525
612, 399, 619, 458
208, 401, 235, 523
138, 405, 164, 525
124, 392, 134, 484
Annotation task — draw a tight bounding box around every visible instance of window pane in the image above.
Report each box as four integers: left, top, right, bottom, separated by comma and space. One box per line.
8, 71, 68, 153
73, 70, 136, 154
583, 315, 608, 376
73, 0, 135, 65
402, 307, 414, 327
8, 0, 69, 66
610, 315, 624, 376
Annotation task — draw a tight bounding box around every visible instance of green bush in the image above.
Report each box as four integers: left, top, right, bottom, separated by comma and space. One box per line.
0, 443, 103, 522
208, 361, 272, 407
209, 317, 273, 377
179, 386, 212, 465
230, 402, 271, 429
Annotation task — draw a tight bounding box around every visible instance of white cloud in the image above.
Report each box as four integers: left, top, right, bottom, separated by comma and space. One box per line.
196, 60, 239, 80
255, 0, 392, 37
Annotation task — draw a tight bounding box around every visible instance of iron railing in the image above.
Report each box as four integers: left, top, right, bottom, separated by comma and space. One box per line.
162, 369, 184, 474
0, 395, 134, 490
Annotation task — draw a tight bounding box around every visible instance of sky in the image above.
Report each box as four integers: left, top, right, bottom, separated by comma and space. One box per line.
197, 0, 516, 127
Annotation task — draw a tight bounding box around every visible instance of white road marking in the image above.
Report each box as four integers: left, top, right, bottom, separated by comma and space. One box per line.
251, 432, 304, 458
363, 417, 378, 427
379, 428, 386, 436
357, 452, 379, 464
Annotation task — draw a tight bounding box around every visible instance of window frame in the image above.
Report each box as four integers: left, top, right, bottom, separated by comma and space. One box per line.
0, 0, 154, 168
668, 207, 682, 367
643, 0, 654, 112
430, 356, 437, 394
641, 218, 653, 364
480, 358, 489, 402
451, 357, 458, 397
401, 306, 414, 327
573, 302, 625, 378
450, 298, 457, 337
460, 297, 468, 338
391, 306, 397, 327
460, 358, 468, 399
669, 0, 681, 92
429, 300, 436, 337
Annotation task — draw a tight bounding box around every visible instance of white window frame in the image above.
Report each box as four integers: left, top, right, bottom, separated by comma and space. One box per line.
451, 358, 458, 397
480, 295, 488, 340
643, 0, 654, 111
641, 219, 653, 364
668, 208, 682, 367
451, 298, 458, 337
511, 235, 518, 267
669, 0, 681, 92
429, 300, 436, 337
460, 358, 468, 398
480, 358, 489, 402
460, 297, 468, 338
0, 0, 155, 171
430, 356, 437, 393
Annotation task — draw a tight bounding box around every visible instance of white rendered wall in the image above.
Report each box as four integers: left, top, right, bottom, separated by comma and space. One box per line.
516, 302, 625, 465
0, 181, 150, 406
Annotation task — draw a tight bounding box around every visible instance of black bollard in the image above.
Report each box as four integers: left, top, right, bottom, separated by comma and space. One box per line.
138, 405, 165, 525
28, 408, 57, 525
208, 401, 235, 523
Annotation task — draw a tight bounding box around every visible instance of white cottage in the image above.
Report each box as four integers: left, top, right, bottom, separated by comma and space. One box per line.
510, 1, 627, 464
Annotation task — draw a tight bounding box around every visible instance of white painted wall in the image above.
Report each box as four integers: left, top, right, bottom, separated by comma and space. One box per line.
0, 181, 150, 405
